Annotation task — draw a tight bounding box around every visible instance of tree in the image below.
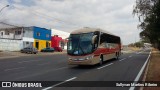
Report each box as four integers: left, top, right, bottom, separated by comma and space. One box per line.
133, 0, 160, 50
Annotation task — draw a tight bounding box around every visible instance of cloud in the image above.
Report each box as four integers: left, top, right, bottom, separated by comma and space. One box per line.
0, 0, 140, 45
13, 0, 21, 3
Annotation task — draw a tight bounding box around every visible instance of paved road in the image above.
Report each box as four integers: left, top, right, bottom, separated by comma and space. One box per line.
0, 49, 151, 90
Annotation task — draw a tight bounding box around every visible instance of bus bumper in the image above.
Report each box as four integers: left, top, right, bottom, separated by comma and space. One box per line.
68, 56, 100, 65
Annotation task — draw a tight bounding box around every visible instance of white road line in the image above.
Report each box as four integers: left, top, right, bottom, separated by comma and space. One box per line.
51, 77, 77, 87
65, 77, 77, 81
129, 51, 151, 90
4, 67, 25, 71
119, 58, 126, 61
129, 56, 132, 58
42, 87, 52, 90
97, 63, 113, 69
42, 77, 77, 90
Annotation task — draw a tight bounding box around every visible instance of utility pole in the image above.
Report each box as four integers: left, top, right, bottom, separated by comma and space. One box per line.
0, 5, 9, 14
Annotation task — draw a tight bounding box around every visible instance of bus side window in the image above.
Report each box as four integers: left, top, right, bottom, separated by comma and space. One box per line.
93, 33, 99, 50
106, 43, 110, 48
110, 44, 113, 49
105, 43, 109, 48
109, 43, 112, 49
93, 43, 98, 50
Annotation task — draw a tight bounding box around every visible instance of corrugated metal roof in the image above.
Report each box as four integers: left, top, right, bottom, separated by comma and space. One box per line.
70, 27, 118, 37
0, 22, 20, 29
51, 29, 70, 39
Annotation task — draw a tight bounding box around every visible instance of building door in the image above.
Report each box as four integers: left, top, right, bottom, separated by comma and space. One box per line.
48, 43, 50, 47
46, 41, 49, 47
60, 41, 64, 49
36, 42, 39, 49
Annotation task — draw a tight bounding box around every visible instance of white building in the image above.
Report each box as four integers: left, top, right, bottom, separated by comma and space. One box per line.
51, 29, 70, 49
0, 27, 34, 51
51, 29, 70, 39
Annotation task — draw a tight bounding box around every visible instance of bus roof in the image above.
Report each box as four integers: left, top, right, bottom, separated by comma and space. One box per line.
70, 27, 119, 37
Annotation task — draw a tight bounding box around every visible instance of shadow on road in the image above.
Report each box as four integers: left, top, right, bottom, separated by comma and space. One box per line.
68, 58, 118, 70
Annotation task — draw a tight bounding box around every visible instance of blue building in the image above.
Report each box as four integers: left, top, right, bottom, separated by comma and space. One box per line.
33, 26, 51, 51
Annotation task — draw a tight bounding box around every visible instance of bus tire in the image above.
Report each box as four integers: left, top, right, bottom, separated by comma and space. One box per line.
99, 55, 103, 66
115, 52, 119, 60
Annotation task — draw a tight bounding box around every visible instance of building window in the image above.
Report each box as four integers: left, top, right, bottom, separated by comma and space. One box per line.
5, 31, 9, 35
18, 31, 21, 35
26, 42, 29, 44
46, 34, 49, 38
1, 32, 3, 36
36, 32, 40, 36
15, 31, 21, 35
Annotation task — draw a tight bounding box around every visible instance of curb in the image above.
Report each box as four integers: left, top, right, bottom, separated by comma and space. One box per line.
0, 52, 67, 60
0, 56, 20, 59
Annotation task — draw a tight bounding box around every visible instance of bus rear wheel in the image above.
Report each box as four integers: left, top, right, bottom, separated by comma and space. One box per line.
99, 55, 103, 66
115, 52, 119, 60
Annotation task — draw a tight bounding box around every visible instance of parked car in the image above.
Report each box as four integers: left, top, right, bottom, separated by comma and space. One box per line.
54, 47, 63, 52
20, 47, 38, 54
41, 47, 55, 52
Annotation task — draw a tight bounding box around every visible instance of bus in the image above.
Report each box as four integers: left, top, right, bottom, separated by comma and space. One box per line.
67, 27, 121, 65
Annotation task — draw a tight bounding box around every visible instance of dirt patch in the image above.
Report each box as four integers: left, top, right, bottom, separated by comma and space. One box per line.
128, 47, 141, 51
143, 49, 160, 90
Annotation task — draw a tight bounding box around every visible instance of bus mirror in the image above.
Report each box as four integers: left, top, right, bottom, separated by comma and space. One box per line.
92, 35, 97, 44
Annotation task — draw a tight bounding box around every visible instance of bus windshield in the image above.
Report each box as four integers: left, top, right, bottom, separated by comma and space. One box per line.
67, 33, 94, 55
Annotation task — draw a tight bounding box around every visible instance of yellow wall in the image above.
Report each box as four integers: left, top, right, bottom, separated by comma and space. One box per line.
33, 39, 51, 51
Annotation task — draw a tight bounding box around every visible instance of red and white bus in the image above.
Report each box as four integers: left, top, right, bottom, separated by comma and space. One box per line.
67, 27, 121, 65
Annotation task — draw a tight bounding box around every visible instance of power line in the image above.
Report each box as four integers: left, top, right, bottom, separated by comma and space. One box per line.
11, 4, 81, 27
0, 2, 82, 29
0, 22, 20, 28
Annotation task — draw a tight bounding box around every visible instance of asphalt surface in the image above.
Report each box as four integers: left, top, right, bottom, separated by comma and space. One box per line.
0, 49, 151, 90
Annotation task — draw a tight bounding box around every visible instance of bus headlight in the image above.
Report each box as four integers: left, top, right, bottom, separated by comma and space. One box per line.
85, 55, 94, 60
79, 58, 85, 60
86, 57, 89, 60
69, 55, 94, 61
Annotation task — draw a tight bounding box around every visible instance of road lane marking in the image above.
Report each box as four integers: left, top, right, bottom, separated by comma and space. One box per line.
119, 58, 126, 61
4, 67, 25, 71
42, 77, 77, 90
129, 51, 151, 90
42, 87, 52, 90
97, 63, 113, 69
65, 77, 77, 81
52, 77, 77, 87
129, 56, 132, 58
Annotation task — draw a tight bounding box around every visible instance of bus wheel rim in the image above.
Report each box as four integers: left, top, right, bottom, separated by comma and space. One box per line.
100, 56, 103, 65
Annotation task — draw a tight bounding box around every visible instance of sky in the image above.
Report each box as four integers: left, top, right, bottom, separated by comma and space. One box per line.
0, 0, 141, 45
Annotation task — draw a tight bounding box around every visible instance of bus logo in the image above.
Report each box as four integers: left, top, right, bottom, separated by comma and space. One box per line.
2, 82, 11, 87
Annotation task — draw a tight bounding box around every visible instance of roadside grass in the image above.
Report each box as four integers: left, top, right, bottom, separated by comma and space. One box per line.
144, 48, 160, 90
128, 47, 140, 51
